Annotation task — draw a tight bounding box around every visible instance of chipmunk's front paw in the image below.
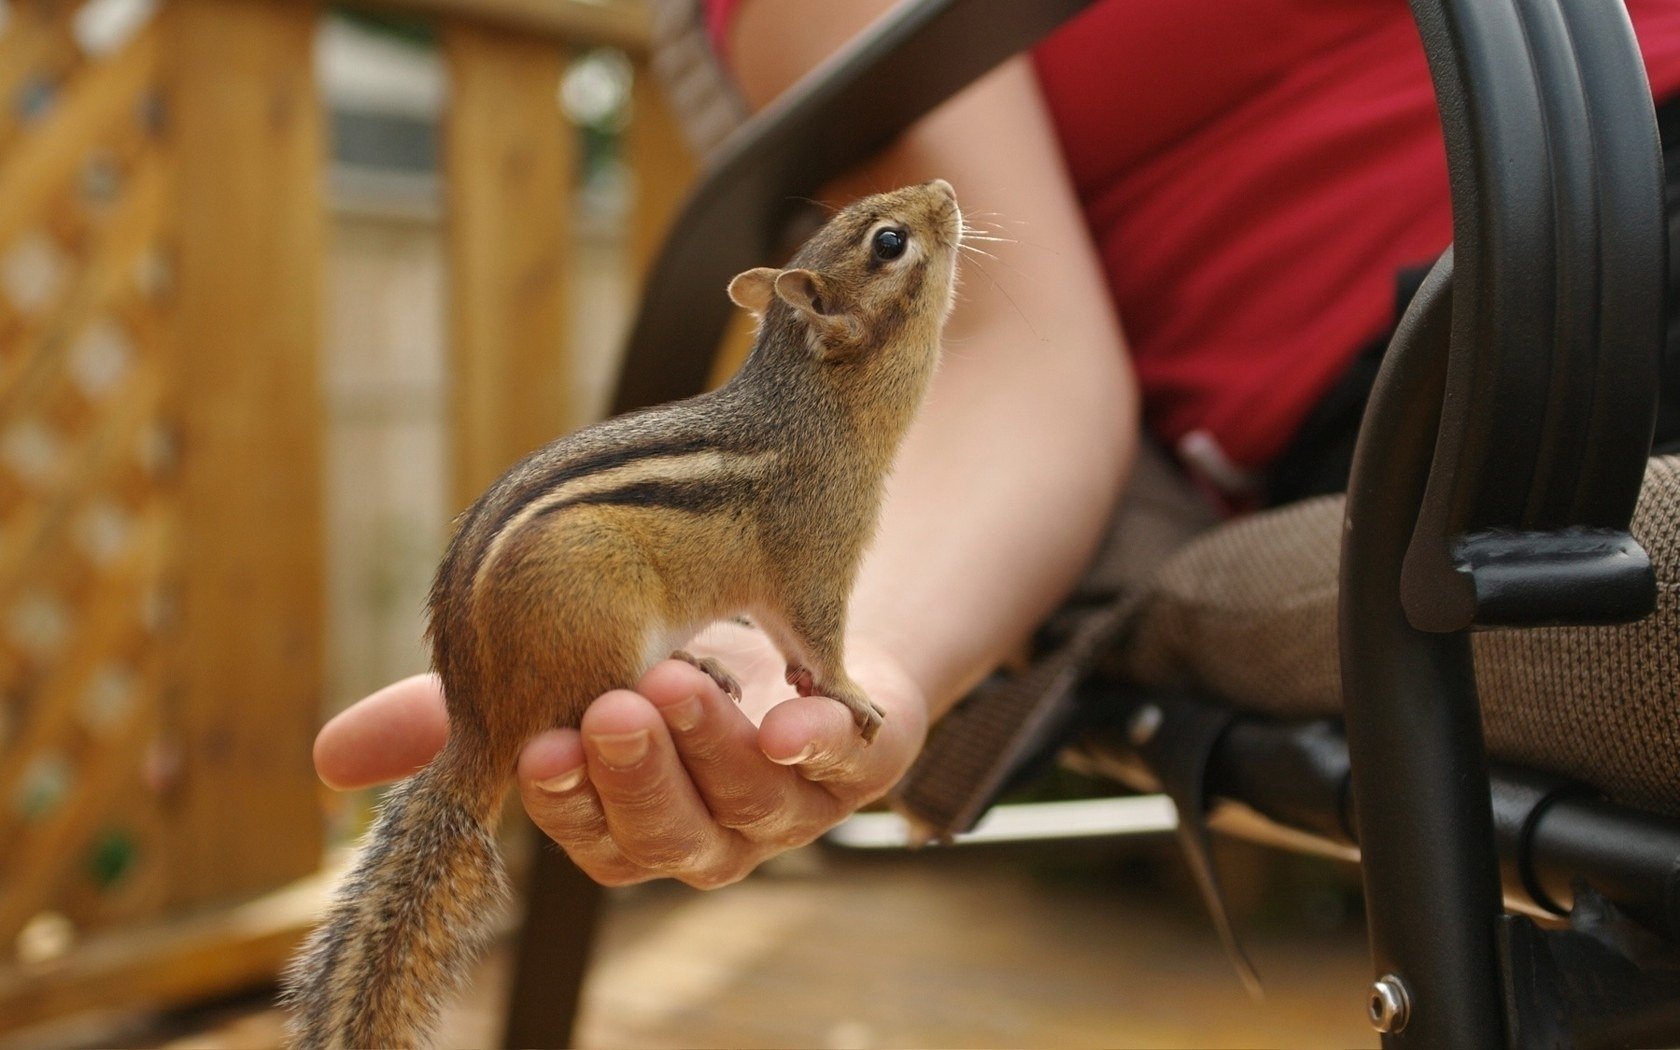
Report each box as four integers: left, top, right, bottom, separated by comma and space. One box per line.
671, 649, 742, 702
824, 684, 886, 744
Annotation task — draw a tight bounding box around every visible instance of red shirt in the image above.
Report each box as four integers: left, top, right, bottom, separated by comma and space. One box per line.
708, 1, 1680, 483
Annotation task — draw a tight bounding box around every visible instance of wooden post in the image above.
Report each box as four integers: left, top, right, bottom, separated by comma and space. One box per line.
440, 23, 597, 1050
441, 20, 573, 509
164, 0, 326, 907
355, 0, 652, 52
626, 59, 695, 279
623, 54, 756, 389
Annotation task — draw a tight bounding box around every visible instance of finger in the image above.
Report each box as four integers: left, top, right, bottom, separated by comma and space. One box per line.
758, 695, 903, 795
578, 690, 745, 884
314, 674, 450, 790
517, 726, 650, 887
638, 659, 843, 845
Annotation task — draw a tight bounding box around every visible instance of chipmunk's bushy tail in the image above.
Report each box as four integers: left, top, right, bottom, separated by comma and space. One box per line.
281, 742, 509, 1049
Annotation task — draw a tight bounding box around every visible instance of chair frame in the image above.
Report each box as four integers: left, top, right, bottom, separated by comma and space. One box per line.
505, 1, 1680, 1046
1340, 2, 1665, 1044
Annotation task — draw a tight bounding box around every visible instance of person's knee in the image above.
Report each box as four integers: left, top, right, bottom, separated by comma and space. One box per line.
726, 0, 902, 110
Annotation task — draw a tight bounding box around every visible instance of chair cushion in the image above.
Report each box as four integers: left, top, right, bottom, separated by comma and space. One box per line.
1115, 455, 1680, 817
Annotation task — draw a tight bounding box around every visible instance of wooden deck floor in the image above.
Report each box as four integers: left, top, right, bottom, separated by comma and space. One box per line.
575, 843, 1375, 1049
29, 836, 1379, 1049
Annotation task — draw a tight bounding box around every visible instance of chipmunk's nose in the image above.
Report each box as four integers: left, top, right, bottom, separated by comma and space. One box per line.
923, 179, 960, 248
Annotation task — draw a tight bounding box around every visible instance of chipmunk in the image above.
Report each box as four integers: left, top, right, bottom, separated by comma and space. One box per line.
282, 180, 963, 1048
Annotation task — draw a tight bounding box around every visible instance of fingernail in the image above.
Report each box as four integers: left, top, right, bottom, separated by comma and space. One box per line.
661, 694, 703, 733
535, 766, 586, 794
769, 742, 817, 767
593, 729, 650, 769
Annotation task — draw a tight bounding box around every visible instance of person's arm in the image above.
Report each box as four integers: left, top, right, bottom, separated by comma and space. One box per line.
314, 0, 1136, 887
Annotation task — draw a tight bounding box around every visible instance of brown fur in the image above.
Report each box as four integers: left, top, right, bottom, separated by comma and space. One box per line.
282, 182, 962, 1048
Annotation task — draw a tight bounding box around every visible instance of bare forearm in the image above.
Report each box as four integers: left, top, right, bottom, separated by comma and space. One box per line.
730, 8, 1138, 715
842, 71, 1136, 714
848, 255, 1136, 715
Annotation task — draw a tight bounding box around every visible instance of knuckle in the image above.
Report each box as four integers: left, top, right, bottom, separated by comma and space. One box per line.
526, 795, 609, 843
786, 739, 862, 782
675, 729, 734, 767
618, 831, 713, 873
802, 745, 864, 781
734, 817, 809, 853
583, 861, 652, 888
807, 759, 880, 801
552, 837, 648, 887
601, 778, 682, 821
660, 732, 728, 776
744, 818, 822, 852
680, 865, 751, 891
714, 794, 786, 838
771, 824, 824, 851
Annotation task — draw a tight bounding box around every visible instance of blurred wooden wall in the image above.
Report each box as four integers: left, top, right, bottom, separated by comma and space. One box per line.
0, 0, 698, 1034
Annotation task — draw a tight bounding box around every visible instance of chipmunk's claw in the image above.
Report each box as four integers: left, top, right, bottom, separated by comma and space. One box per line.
852, 701, 885, 744
785, 664, 817, 697
671, 649, 742, 702
783, 666, 884, 742
814, 680, 885, 744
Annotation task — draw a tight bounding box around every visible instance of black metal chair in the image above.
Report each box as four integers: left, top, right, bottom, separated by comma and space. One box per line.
505, 2, 1680, 1046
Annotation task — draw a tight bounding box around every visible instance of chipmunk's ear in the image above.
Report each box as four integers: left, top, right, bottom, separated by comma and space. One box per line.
727, 267, 780, 317
775, 268, 861, 357
773, 268, 832, 317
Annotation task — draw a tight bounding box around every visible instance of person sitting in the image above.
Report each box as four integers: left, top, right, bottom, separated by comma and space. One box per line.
313, 0, 1680, 890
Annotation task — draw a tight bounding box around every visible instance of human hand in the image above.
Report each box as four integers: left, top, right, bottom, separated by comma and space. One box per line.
312, 622, 929, 889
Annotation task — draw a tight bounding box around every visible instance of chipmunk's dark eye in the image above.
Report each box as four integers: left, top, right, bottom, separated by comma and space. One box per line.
872, 227, 908, 261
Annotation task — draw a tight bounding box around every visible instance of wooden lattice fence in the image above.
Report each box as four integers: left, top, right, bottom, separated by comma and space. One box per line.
0, 0, 332, 1030
0, 0, 689, 1035
0, 0, 185, 960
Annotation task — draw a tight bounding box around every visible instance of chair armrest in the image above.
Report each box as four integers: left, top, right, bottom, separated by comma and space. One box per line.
1399, 0, 1666, 631
1339, 4, 1667, 1043
612, 0, 1096, 414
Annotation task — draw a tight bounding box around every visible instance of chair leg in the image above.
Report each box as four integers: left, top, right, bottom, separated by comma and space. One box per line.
501, 824, 604, 1049
1340, 258, 1506, 1047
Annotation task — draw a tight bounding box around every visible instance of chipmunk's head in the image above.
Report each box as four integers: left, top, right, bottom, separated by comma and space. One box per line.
727, 180, 961, 363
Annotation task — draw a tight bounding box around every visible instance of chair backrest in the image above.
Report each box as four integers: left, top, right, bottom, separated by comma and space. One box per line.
1399, 0, 1666, 632
613, 0, 1098, 414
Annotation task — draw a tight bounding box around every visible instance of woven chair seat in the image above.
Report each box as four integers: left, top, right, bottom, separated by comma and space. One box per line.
1115, 455, 1680, 817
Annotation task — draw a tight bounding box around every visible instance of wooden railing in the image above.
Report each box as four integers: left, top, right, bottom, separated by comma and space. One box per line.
0, 0, 693, 1032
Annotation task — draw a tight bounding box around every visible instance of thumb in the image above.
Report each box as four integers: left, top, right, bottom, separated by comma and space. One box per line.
314, 674, 450, 790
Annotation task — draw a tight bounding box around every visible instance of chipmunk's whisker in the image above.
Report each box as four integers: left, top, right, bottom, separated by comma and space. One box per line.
954, 246, 1041, 341
959, 239, 1040, 286
959, 222, 1016, 241
961, 215, 1027, 232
